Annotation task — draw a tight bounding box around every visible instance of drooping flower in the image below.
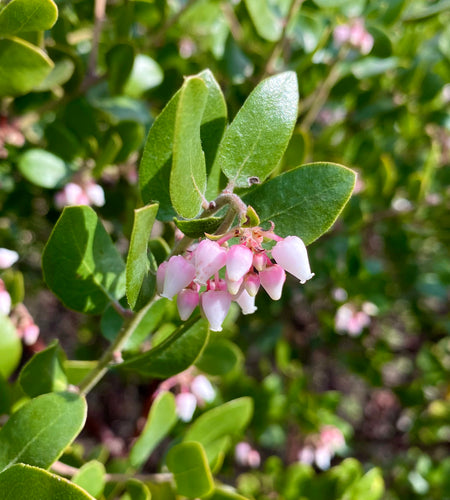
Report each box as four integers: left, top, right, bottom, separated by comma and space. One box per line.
160, 256, 196, 300
235, 289, 257, 315
259, 264, 286, 300
0, 280, 11, 315
235, 442, 261, 469
200, 289, 232, 332
175, 392, 197, 422
272, 236, 314, 284
193, 239, 228, 285
226, 244, 253, 283
190, 375, 216, 403
0, 248, 19, 269
177, 288, 200, 320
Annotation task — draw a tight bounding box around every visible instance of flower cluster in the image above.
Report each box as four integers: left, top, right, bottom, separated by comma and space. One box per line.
298, 425, 346, 470
335, 301, 378, 336
157, 367, 216, 422
54, 181, 105, 209
333, 18, 374, 55
234, 441, 261, 469
157, 227, 314, 331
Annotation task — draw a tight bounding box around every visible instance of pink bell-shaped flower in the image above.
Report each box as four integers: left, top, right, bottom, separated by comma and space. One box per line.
191, 375, 215, 403
201, 289, 232, 332
235, 289, 257, 315
175, 392, 197, 422
271, 236, 314, 284
0, 248, 19, 269
156, 261, 168, 295
253, 252, 268, 272
0, 281, 11, 315
177, 288, 200, 320
244, 272, 260, 297
259, 264, 286, 300
161, 256, 195, 300
226, 273, 244, 296
226, 244, 253, 282
194, 239, 227, 285
85, 182, 105, 207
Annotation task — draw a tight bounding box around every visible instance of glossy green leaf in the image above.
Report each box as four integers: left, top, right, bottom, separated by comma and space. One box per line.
130, 391, 177, 468
0, 391, 87, 472
195, 338, 242, 375
243, 162, 356, 245
351, 57, 398, 79
166, 442, 214, 498
120, 317, 209, 378
124, 479, 151, 500
244, 0, 290, 41
184, 398, 253, 464
19, 341, 67, 397
123, 55, 163, 98
0, 37, 53, 97
0, 0, 58, 35
174, 216, 225, 238
64, 360, 97, 386
1, 269, 24, 305
73, 461, 106, 499
18, 149, 71, 188
402, 0, 450, 22
126, 204, 159, 310
0, 464, 95, 500
34, 58, 75, 91
346, 467, 385, 500
0, 314, 22, 380
106, 43, 135, 95
42, 206, 126, 314
170, 76, 208, 218
213, 72, 298, 188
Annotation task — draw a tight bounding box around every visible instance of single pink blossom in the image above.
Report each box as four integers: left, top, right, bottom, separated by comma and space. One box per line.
235, 289, 257, 315
193, 239, 227, 285
244, 272, 260, 297
201, 289, 232, 332
0, 248, 19, 269
177, 288, 200, 320
160, 256, 196, 300
272, 236, 314, 284
226, 244, 253, 282
259, 264, 286, 300
85, 182, 105, 206
175, 392, 197, 422
191, 375, 215, 403
0, 280, 11, 315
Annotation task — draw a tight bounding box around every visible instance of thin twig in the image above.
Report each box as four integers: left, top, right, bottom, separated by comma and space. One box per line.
262, 0, 304, 78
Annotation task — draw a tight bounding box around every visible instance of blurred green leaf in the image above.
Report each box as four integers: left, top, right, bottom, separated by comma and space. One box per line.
106, 43, 135, 95
195, 338, 242, 375
130, 391, 177, 469
34, 58, 75, 91
213, 72, 298, 188
124, 55, 163, 98
244, 0, 290, 42
0, 314, 22, 379
126, 204, 159, 310
0, 0, 58, 35
170, 76, 208, 218
0, 37, 53, 96
120, 317, 209, 378
124, 479, 151, 500
42, 206, 126, 314
0, 464, 95, 499
18, 149, 71, 188
344, 467, 384, 500
0, 392, 87, 471
19, 341, 67, 397
243, 162, 356, 244
166, 442, 214, 498
73, 460, 106, 499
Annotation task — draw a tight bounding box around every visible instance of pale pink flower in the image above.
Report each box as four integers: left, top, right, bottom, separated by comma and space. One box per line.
0, 248, 19, 269
156, 261, 168, 295
244, 272, 260, 297
193, 239, 227, 285
226, 273, 244, 295
335, 303, 370, 336
314, 446, 332, 470
161, 256, 196, 300
235, 442, 260, 468
22, 323, 40, 345
175, 392, 197, 422
272, 236, 314, 284
85, 182, 105, 206
177, 288, 200, 320
0, 280, 11, 315
191, 375, 216, 403
252, 252, 268, 272
200, 289, 232, 332
319, 426, 345, 452
226, 244, 253, 282
259, 264, 286, 300
235, 289, 257, 315
298, 445, 315, 466
333, 24, 352, 46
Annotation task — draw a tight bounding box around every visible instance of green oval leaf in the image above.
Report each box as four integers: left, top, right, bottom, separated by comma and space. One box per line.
123, 54, 163, 98
119, 317, 209, 378
243, 162, 356, 245
0, 391, 87, 472
173, 216, 225, 239
0, 464, 95, 500
166, 442, 214, 498
106, 43, 135, 96
126, 204, 159, 310
125, 479, 151, 500
195, 338, 242, 376
0, 314, 22, 380
0, 0, 58, 35
244, 0, 290, 42
42, 206, 126, 314
0, 37, 53, 97
19, 341, 67, 398
130, 391, 177, 469
170, 76, 208, 218
184, 397, 253, 464
73, 460, 106, 499
18, 149, 71, 188
213, 71, 298, 188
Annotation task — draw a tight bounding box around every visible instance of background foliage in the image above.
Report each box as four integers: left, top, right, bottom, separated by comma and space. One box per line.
0, 0, 449, 499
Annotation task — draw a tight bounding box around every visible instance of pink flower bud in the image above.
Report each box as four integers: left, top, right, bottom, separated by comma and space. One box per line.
298, 445, 315, 466
333, 24, 351, 46
55, 183, 89, 208
201, 290, 232, 332
22, 323, 40, 345
360, 32, 374, 55
0, 248, 19, 269
226, 273, 244, 296
244, 272, 260, 297
191, 375, 215, 402
271, 236, 314, 284
259, 264, 286, 300
235, 442, 252, 466
156, 261, 168, 295
177, 288, 199, 320
253, 252, 268, 272
161, 256, 195, 300
85, 182, 105, 207
349, 18, 366, 46
226, 244, 253, 282
175, 392, 197, 422
315, 446, 332, 470
235, 289, 257, 315
0, 286, 11, 315
194, 239, 227, 285
247, 450, 261, 469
